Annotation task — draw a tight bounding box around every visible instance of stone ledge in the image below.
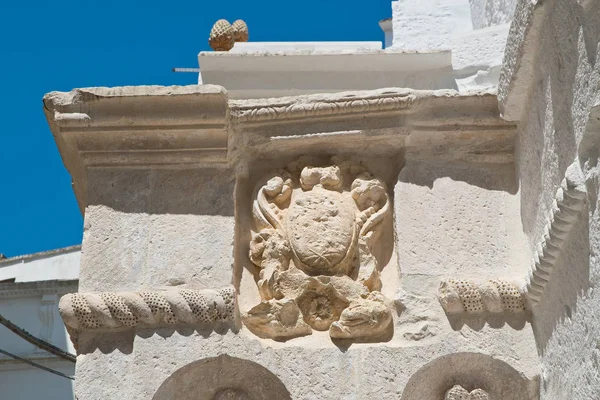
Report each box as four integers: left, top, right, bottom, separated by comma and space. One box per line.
229, 88, 516, 168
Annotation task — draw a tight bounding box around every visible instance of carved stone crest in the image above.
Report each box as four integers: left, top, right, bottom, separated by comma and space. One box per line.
243, 158, 393, 341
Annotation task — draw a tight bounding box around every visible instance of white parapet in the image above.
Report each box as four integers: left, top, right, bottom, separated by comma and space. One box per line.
199, 44, 454, 98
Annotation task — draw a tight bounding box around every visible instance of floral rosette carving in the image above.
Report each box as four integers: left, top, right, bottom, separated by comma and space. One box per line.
243, 158, 393, 341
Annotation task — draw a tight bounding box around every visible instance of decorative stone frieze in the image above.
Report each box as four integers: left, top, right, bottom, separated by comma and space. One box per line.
59, 286, 236, 332
526, 162, 587, 305
438, 279, 526, 314
243, 159, 393, 341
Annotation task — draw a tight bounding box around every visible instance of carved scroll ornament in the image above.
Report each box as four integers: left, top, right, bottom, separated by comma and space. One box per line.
243, 158, 393, 341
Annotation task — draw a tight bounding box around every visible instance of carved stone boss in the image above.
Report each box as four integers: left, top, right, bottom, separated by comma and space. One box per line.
243, 159, 393, 340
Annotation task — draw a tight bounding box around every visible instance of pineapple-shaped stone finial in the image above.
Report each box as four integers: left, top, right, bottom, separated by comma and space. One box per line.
209, 19, 234, 51
232, 19, 249, 42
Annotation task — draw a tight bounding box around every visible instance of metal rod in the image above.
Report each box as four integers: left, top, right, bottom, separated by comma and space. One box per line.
172, 67, 200, 73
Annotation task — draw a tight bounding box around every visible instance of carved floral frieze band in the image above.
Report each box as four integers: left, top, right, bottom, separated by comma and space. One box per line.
230, 89, 418, 123
59, 286, 236, 332
438, 279, 526, 314
526, 162, 587, 305
243, 158, 393, 341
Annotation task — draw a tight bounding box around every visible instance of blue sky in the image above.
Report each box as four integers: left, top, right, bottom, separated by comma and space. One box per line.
0, 0, 390, 257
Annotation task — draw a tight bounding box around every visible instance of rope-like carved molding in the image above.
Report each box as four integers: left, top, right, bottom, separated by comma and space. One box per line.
526, 163, 587, 305
58, 286, 236, 332
438, 279, 526, 314
230, 89, 439, 123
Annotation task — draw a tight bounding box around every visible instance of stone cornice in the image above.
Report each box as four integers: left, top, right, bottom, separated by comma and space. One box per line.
44, 85, 516, 210
230, 88, 501, 124
43, 85, 229, 213
229, 88, 517, 169
0, 280, 78, 299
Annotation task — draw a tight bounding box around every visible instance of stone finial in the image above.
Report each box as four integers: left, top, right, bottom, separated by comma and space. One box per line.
209, 19, 234, 51
232, 19, 249, 42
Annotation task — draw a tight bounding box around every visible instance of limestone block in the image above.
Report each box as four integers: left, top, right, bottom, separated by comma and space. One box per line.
80, 168, 235, 292
395, 159, 528, 280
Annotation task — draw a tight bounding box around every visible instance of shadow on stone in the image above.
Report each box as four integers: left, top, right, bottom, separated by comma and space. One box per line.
77, 322, 239, 355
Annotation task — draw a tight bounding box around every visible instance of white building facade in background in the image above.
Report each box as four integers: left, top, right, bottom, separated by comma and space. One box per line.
0, 246, 79, 400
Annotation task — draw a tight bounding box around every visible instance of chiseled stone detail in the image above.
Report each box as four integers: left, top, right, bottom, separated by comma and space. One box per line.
244, 158, 393, 341
242, 298, 311, 340
445, 385, 489, 400
209, 19, 235, 51
526, 162, 587, 305
59, 286, 236, 332
231, 20, 249, 42
230, 89, 418, 122
438, 279, 525, 314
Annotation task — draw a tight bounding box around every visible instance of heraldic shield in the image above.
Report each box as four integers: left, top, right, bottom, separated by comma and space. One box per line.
243, 157, 393, 342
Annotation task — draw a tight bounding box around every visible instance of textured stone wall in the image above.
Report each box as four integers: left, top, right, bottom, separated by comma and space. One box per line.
80, 168, 235, 293
511, 0, 600, 397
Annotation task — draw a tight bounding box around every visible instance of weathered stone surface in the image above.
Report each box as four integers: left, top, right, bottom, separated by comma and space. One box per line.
501, 0, 600, 398
243, 299, 311, 340
152, 355, 291, 400
244, 160, 393, 341
43, 85, 544, 399
73, 331, 538, 400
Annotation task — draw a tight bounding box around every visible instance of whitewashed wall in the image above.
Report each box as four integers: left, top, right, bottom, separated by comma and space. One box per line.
389, 0, 517, 91
0, 247, 80, 400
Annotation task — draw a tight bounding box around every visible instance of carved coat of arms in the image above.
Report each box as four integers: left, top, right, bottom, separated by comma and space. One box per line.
243, 158, 393, 341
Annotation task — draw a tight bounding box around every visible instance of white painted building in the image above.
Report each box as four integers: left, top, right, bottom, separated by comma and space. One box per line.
0, 246, 80, 400
198, 0, 517, 97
